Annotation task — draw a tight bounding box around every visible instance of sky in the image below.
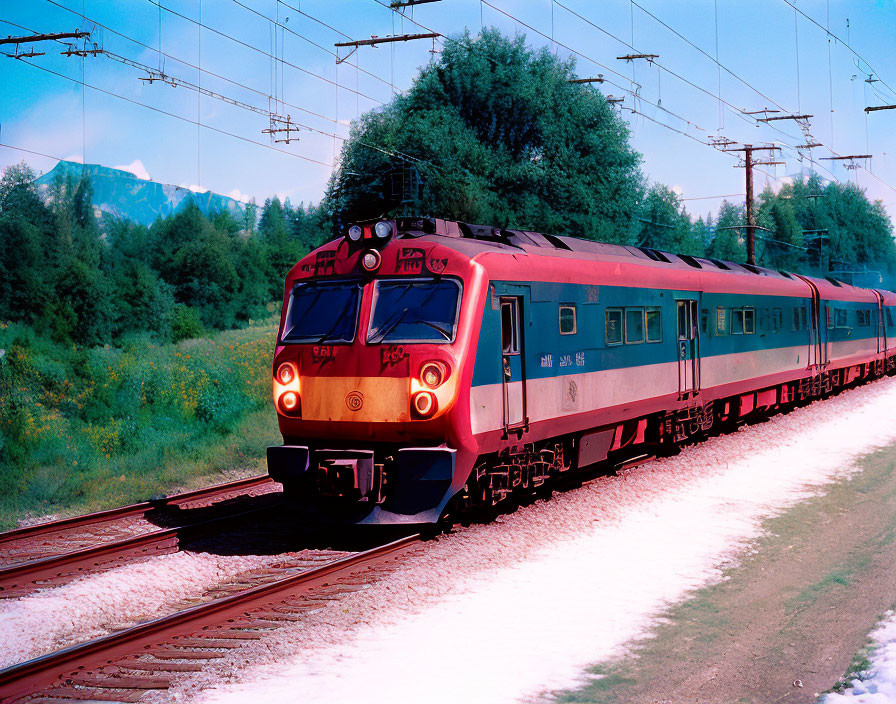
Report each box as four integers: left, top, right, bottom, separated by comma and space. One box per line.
2, 0, 896, 223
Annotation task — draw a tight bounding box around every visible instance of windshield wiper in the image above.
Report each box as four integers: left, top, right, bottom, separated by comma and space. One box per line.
315, 292, 358, 343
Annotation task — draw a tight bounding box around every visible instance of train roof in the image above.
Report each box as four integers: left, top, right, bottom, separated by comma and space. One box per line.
386, 216, 888, 302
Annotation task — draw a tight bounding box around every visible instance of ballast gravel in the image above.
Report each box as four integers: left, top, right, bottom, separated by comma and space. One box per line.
0, 551, 281, 668
158, 376, 896, 704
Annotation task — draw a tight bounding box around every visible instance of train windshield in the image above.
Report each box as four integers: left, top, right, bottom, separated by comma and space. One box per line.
281, 280, 361, 344
367, 278, 461, 344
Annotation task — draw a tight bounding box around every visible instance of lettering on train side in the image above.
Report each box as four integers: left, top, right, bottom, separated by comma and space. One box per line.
313, 250, 337, 276
312, 346, 336, 364
427, 257, 449, 274
559, 354, 573, 368
396, 247, 425, 274
540, 354, 553, 368
576, 351, 585, 366
381, 346, 408, 367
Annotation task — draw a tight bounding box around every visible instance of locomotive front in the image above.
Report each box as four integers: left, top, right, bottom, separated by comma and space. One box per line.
267, 218, 485, 524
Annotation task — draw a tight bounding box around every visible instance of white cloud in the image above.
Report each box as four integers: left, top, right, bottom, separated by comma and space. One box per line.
113, 159, 151, 180
671, 184, 683, 195
227, 188, 249, 203
62, 153, 84, 164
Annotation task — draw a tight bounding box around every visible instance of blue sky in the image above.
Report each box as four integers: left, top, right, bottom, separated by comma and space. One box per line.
2, 0, 896, 223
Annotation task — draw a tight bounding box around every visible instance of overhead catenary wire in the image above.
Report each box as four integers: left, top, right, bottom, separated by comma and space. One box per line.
14, 56, 334, 167
145, 0, 385, 106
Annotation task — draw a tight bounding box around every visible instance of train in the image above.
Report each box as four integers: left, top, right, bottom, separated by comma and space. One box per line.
266, 216, 896, 525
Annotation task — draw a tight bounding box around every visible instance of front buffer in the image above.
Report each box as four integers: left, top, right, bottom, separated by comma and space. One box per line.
267, 445, 458, 524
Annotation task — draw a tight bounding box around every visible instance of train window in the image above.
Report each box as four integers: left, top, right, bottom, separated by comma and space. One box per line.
605, 309, 623, 345
792, 307, 800, 331
745, 308, 756, 334
625, 308, 645, 344
646, 309, 662, 343
701, 308, 708, 334
759, 308, 770, 333
716, 306, 728, 335
368, 278, 462, 344
773, 308, 782, 333
500, 301, 519, 354
826, 306, 833, 329
732, 309, 745, 335
559, 305, 577, 335
835, 308, 848, 328
888, 309, 895, 327
281, 279, 361, 344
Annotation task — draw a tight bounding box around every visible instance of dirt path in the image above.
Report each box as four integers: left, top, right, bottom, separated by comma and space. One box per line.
553, 441, 896, 704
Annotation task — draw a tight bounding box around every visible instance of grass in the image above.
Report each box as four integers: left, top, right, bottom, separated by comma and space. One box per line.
827, 638, 875, 693
0, 318, 281, 530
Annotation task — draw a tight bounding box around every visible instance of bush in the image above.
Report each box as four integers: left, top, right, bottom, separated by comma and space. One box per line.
171, 304, 205, 343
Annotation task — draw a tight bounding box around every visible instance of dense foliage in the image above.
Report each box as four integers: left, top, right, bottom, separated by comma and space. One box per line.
0, 320, 278, 528
323, 29, 644, 242
0, 162, 321, 346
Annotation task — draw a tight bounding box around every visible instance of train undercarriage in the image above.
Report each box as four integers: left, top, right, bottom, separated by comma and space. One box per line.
269, 358, 896, 526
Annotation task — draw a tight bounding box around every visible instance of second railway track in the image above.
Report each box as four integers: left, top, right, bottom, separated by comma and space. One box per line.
0, 475, 281, 598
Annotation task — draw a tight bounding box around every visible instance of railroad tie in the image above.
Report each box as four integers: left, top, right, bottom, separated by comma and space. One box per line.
65, 669, 170, 690
116, 657, 205, 672
142, 648, 225, 660
35, 685, 144, 702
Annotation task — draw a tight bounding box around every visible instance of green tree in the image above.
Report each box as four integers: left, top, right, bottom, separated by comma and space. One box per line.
324, 29, 643, 241
708, 201, 746, 262
637, 184, 703, 255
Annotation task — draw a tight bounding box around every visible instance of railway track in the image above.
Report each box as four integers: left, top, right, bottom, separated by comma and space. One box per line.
0, 534, 422, 703
0, 476, 280, 599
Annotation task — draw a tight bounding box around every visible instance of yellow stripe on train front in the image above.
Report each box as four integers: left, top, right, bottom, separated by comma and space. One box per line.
301, 376, 411, 422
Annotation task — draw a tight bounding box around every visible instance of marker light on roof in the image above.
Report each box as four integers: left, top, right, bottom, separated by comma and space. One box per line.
348, 225, 362, 241
375, 220, 393, 239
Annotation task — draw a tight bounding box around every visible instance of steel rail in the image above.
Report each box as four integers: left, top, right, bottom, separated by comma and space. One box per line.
0, 475, 273, 544
0, 534, 421, 702
0, 507, 271, 596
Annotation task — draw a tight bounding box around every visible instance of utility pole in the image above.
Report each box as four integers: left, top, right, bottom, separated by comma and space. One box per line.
722, 144, 783, 265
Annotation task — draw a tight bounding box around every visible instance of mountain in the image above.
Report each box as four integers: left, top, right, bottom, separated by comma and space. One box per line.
35, 161, 249, 227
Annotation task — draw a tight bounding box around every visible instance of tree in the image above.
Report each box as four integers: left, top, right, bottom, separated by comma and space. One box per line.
637, 184, 702, 255
0, 161, 38, 212
708, 201, 746, 262
323, 29, 643, 242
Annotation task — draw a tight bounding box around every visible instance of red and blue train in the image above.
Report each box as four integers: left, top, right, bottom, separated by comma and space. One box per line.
267, 216, 896, 524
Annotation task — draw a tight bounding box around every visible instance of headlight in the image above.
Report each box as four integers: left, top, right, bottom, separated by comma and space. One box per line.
374, 220, 392, 239
279, 391, 299, 413
348, 225, 362, 241
361, 249, 381, 272
420, 361, 446, 388
277, 362, 297, 385
412, 390, 436, 417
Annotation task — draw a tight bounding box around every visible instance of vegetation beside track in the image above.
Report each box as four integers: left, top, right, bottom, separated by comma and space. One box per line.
0, 319, 279, 530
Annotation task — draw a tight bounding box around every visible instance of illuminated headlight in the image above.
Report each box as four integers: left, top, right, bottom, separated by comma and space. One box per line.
374, 220, 392, 239
420, 361, 446, 388
277, 362, 297, 385
279, 391, 299, 413
347, 225, 362, 241
361, 249, 381, 272
413, 390, 436, 417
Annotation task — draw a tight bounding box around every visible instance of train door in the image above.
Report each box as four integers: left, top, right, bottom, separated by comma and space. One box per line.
874, 291, 886, 355
676, 298, 701, 400
796, 275, 826, 371
500, 297, 527, 432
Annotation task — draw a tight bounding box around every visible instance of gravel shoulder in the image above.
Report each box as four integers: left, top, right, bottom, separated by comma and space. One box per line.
554, 439, 896, 704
